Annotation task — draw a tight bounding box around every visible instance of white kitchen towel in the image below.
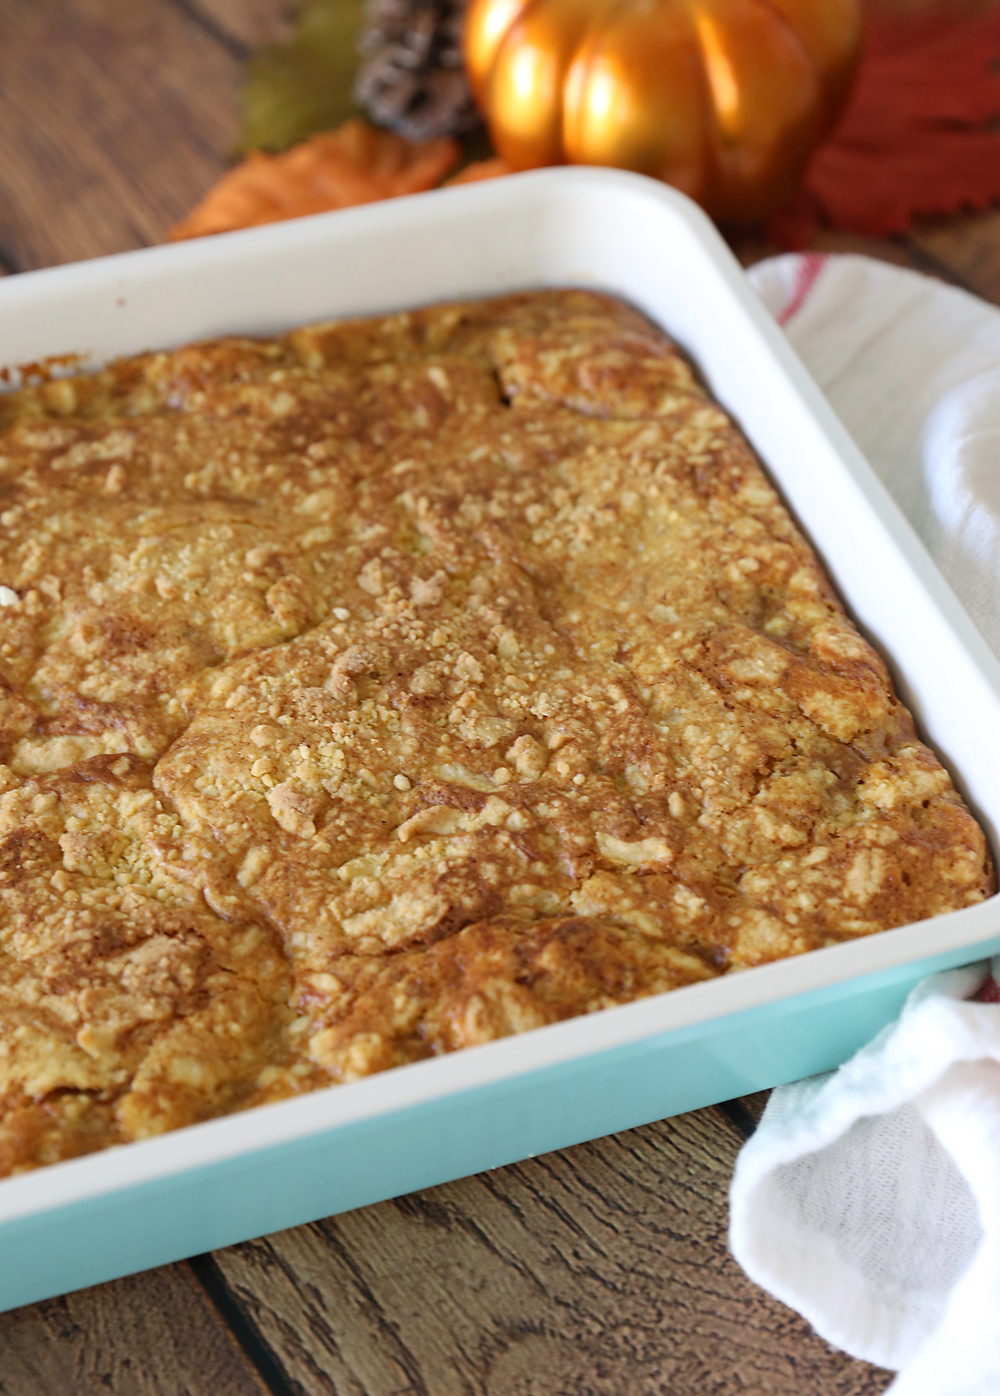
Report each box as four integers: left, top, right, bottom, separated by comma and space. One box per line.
748, 253, 1000, 654
731, 253, 1000, 1395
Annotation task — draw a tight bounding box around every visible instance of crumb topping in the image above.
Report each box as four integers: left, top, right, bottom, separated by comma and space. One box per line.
0, 290, 992, 1175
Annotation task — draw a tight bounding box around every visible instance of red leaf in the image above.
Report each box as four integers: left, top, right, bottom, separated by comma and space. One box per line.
766, 8, 1000, 244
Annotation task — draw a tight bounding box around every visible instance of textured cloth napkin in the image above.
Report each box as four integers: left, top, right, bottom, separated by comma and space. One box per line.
731, 253, 1000, 1395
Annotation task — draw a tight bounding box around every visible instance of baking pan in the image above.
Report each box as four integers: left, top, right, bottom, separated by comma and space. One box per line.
1, 168, 999, 1313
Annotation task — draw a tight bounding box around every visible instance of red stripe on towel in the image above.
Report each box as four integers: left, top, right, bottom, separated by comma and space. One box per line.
778, 253, 829, 327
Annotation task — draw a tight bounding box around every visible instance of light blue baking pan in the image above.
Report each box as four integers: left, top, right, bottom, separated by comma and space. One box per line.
2, 169, 999, 1313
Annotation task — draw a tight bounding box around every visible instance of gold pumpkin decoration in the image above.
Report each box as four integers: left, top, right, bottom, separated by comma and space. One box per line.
462, 0, 863, 221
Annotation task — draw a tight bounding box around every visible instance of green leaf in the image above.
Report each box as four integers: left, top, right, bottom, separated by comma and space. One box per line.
239, 0, 368, 154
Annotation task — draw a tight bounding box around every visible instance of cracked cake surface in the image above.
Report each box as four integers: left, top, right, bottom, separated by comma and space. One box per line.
0, 289, 992, 1175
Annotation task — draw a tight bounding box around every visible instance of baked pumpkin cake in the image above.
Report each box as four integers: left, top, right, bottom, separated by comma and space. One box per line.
0, 289, 992, 1176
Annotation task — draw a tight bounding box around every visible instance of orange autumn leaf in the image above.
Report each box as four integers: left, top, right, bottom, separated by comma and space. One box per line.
767, 7, 1000, 244
446, 157, 513, 185
170, 119, 460, 240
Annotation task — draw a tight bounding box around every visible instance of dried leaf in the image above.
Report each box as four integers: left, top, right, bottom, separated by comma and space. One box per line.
170, 120, 460, 240
445, 156, 511, 184
240, 0, 367, 154
767, 8, 1000, 244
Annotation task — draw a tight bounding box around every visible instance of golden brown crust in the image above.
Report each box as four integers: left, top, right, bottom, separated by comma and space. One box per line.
303, 916, 717, 1082
0, 290, 992, 1174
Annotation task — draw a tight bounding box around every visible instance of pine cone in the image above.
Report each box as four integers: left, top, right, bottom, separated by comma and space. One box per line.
354, 0, 480, 141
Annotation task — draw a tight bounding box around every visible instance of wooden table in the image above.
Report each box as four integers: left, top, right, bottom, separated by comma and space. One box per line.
1, 4, 998, 1391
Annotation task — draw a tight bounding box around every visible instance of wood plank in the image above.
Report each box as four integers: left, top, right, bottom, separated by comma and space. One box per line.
909, 209, 1000, 306
730, 227, 926, 275
0, 1264, 269, 1396
181, 0, 296, 51
211, 1108, 890, 1395
721, 1090, 772, 1133
0, 0, 241, 271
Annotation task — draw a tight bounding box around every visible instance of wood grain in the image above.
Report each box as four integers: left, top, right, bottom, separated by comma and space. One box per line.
183, 0, 296, 50
729, 223, 983, 294
210, 1107, 890, 1396
730, 227, 925, 273
911, 209, 1000, 305
0, 0, 240, 271
0, 1263, 268, 1396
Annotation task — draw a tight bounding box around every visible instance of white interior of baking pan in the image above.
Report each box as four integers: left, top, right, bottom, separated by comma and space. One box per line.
1, 167, 999, 1223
